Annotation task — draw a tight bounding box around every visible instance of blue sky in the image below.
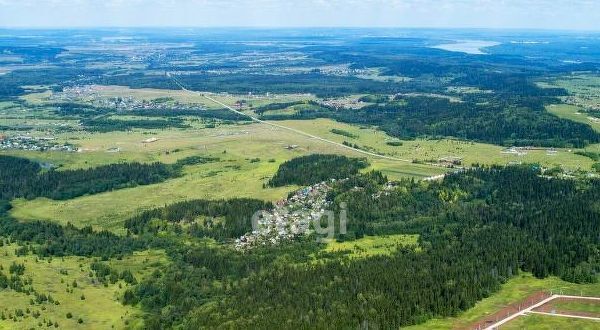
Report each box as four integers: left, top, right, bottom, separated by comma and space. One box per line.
0, 0, 598, 30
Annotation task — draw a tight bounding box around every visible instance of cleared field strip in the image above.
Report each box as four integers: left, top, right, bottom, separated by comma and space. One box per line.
480, 294, 555, 330
481, 295, 600, 330
528, 311, 600, 321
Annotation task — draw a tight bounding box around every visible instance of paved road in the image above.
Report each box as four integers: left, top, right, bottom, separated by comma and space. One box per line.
169, 73, 415, 163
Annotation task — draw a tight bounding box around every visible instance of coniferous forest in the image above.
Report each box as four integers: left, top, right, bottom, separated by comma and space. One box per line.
261, 94, 600, 148
1, 154, 598, 328
119, 165, 600, 329
0, 155, 217, 200
267, 154, 369, 187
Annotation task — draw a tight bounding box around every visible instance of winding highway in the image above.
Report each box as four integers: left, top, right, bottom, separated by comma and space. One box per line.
168, 73, 415, 163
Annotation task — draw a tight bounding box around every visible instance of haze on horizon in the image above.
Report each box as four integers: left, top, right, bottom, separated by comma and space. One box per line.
0, 0, 599, 31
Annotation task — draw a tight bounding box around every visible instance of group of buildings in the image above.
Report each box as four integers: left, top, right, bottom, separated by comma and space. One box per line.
235, 180, 333, 250
0, 134, 76, 152
54, 85, 205, 112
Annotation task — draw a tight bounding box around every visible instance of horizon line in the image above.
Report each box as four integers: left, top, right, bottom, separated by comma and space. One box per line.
0, 26, 599, 33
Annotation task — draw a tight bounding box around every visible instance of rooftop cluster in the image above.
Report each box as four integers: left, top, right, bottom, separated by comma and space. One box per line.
235, 180, 334, 250
0, 135, 76, 152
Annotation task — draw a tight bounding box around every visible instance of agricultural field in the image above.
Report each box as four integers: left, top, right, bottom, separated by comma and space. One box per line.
279, 119, 595, 171
47, 85, 314, 111
549, 299, 600, 315
8, 155, 293, 233
1, 87, 446, 233
10, 85, 596, 171
2, 110, 444, 233
1, 83, 599, 329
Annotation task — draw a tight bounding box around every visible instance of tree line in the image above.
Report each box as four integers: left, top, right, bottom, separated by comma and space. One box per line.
0, 155, 177, 200
81, 117, 190, 132
0, 155, 218, 201
124, 198, 272, 241
262, 95, 600, 148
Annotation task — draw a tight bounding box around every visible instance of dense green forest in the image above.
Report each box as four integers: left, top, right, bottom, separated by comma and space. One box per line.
261, 95, 600, 147
267, 154, 369, 187
126, 167, 600, 329
252, 101, 306, 114
0, 216, 159, 258
130, 108, 248, 121
125, 198, 273, 240
1, 155, 599, 328
2, 35, 598, 147
116, 165, 599, 329
0, 67, 102, 99
0, 155, 215, 200
330, 128, 358, 139
0, 199, 158, 259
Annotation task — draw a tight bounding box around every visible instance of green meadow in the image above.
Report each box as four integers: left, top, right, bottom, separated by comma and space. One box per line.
0, 243, 166, 329
324, 234, 420, 258
6, 113, 594, 234
552, 300, 600, 315
502, 314, 600, 330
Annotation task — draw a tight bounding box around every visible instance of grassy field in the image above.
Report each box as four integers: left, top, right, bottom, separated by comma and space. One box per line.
547, 104, 600, 157
552, 300, 600, 315
324, 234, 419, 258
10, 86, 594, 173
9, 157, 294, 233
0, 243, 166, 329
545, 74, 600, 161
3, 86, 597, 238
278, 119, 594, 171
19, 86, 593, 172
6, 118, 448, 233
502, 314, 600, 330
547, 104, 600, 133
2, 83, 600, 329
18, 90, 53, 105
541, 74, 600, 112
6, 114, 594, 233
406, 273, 600, 330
